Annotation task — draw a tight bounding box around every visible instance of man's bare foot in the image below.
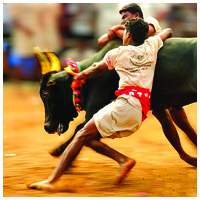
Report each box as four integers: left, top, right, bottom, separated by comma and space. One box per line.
114, 158, 136, 185
27, 180, 54, 190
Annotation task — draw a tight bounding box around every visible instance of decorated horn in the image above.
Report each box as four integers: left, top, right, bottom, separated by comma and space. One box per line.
33, 46, 51, 75
45, 51, 61, 73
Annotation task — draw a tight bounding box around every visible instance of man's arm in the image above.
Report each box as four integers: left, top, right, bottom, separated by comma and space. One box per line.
98, 34, 112, 47
98, 23, 160, 47
98, 25, 125, 47
158, 28, 173, 41
75, 60, 108, 80
147, 24, 156, 38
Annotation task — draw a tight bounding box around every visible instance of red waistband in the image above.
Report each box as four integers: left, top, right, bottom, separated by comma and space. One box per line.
115, 86, 151, 121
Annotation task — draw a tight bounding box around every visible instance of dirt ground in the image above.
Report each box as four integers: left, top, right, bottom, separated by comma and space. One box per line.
3, 81, 197, 197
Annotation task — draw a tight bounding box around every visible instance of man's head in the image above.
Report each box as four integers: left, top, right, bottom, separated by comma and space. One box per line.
123, 18, 149, 46
119, 3, 144, 22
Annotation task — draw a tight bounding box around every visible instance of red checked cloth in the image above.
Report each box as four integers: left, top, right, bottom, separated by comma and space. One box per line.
115, 86, 151, 121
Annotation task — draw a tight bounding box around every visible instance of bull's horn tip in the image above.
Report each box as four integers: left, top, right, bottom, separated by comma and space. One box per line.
33, 46, 41, 53
44, 49, 52, 53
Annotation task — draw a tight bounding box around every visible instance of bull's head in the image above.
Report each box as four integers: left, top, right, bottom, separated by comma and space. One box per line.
34, 47, 78, 135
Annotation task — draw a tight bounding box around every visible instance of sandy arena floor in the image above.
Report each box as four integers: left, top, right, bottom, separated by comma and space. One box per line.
3, 81, 197, 197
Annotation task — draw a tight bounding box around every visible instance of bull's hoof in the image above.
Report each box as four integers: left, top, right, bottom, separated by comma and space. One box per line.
49, 147, 64, 157
180, 155, 197, 167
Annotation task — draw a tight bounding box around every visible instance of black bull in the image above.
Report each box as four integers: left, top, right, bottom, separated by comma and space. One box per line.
40, 37, 197, 166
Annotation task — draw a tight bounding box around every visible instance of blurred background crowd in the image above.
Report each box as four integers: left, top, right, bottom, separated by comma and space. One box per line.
3, 3, 197, 82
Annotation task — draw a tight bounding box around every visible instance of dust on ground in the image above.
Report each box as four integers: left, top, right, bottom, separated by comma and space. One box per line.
3, 81, 197, 197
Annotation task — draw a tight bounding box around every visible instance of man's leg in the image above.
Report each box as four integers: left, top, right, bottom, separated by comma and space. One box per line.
28, 118, 135, 190
169, 107, 197, 146
152, 108, 197, 167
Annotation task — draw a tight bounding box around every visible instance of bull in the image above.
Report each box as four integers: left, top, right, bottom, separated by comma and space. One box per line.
37, 37, 197, 167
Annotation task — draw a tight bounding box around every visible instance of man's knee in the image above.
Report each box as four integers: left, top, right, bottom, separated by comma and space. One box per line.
74, 118, 100, 144
85, 137, 101, 148
74, 128, 89, 144
74, 126, 100, 145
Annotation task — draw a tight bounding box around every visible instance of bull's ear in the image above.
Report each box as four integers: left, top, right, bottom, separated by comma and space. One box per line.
47, 75, 56, 86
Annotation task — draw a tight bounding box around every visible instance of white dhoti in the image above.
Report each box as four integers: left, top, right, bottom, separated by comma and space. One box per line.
93, 97, 142, 139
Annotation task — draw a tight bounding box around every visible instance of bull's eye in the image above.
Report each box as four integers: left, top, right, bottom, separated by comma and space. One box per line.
47, 81, 55, 86
42, 91, 48, 99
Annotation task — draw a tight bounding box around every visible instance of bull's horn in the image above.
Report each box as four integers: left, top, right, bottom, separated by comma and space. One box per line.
33, 46, 51, 75
45, 51, 61, 73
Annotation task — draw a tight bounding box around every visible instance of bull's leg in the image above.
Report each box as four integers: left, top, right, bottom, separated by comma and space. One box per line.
49, 135, 75, 157
152, 108, 197, 167
169, 107, 197, 146
49, 123, 85, 157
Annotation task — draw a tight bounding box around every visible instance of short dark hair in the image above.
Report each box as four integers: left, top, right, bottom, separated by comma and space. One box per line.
119, 3, 144, 19
125, 18, 149, 45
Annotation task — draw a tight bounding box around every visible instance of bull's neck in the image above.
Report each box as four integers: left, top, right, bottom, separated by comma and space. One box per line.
79, 60, 92, 71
